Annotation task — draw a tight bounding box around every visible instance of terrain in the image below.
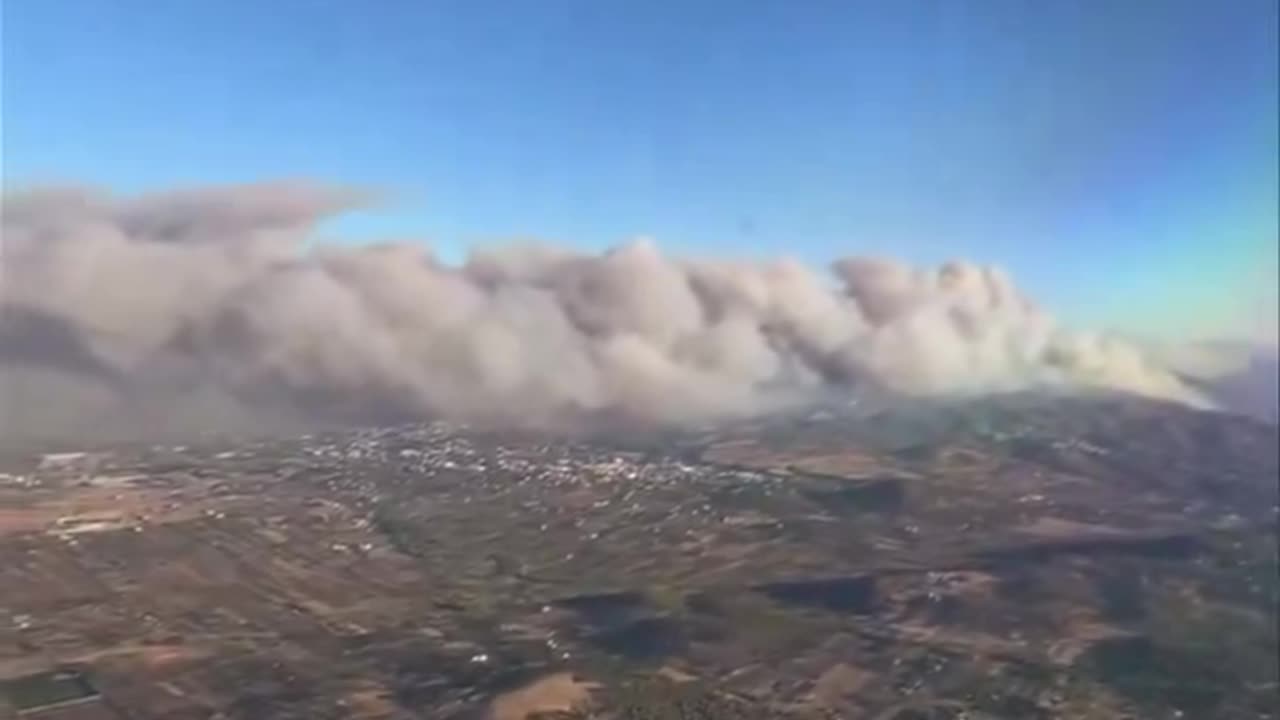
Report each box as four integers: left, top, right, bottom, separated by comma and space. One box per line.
0, 394, 1276, 719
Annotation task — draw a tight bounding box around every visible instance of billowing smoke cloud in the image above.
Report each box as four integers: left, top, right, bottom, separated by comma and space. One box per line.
0, 182, 1216, 444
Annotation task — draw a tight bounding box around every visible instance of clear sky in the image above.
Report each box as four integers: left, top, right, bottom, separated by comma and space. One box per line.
4, 1, 1277, 344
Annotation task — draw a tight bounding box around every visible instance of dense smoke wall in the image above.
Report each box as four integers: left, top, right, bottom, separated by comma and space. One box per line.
0, 182, 1216, 444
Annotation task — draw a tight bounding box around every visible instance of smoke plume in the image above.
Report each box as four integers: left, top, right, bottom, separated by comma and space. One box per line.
0, 182, 1217, 444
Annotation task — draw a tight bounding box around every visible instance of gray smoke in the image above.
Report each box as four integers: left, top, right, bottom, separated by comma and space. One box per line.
0, 182, 1216, 444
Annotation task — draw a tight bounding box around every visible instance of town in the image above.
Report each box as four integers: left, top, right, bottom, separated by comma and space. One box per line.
1, 395, 1276, 718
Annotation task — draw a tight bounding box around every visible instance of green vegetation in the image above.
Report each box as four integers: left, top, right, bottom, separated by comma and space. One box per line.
0, 670, 98, 711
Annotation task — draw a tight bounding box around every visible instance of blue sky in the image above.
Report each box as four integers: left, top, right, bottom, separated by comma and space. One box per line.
3, 1, 1277, 341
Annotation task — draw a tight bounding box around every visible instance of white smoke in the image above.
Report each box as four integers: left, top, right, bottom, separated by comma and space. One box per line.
0, 181, 1216, 444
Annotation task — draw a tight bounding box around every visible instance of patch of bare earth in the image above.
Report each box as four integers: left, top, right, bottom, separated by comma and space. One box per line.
487, 672, 598, 720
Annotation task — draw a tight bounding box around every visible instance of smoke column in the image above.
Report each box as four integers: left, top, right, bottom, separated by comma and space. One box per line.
0, 182, 1216, 444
